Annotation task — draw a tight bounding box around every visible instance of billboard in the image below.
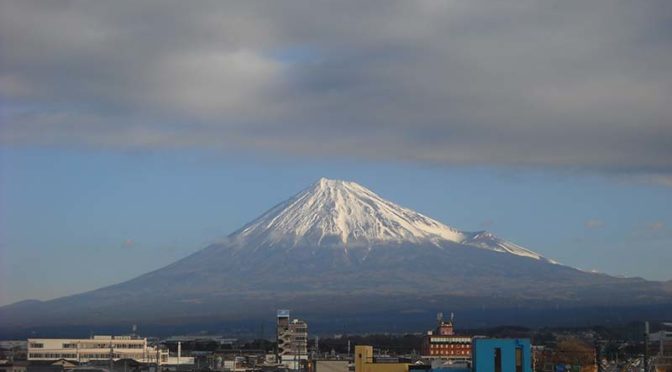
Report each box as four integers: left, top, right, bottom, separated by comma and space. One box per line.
277, 309, 290, 318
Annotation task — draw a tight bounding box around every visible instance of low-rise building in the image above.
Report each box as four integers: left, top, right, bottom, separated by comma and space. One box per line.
650, 328, 672, 372
0, 360, 28, 372
27, 336, 168, 364
354, 346, 409, 372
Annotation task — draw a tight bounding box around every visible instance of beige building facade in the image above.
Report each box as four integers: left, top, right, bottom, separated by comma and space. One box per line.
27, 336, 168, 364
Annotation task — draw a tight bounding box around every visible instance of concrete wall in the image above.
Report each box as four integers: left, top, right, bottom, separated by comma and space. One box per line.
315, 360, 349, 372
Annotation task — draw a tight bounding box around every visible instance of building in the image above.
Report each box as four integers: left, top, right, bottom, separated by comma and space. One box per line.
650, 326, 672, 372
356, 338, 530, 372
0, 360, 28, 372
421, 314, 471, 361
471, 338, 531, 372
0, 340, 27, 363
354, 346, 409, 372
27, 336, 168, 364
277, 310, 308, 370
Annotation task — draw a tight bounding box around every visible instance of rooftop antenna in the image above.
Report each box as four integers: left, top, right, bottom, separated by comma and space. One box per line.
450, 312, 454, 323
436, 312, 444, 327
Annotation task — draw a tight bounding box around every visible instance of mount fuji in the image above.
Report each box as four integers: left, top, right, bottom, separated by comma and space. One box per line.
230, 178, 547, 260
1, 178, 670, 335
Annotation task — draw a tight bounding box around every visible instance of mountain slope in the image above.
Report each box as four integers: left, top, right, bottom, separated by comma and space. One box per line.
229, 178, 548, 261
232, 178, 467, 246
0, 178, 670, 332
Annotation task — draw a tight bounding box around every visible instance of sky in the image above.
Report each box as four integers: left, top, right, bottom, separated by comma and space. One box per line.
1, 0, 671, 306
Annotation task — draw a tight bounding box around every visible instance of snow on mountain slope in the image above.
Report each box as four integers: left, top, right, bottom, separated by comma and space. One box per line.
233, 178, 466, 245
461, 231, 546, 261
230, 178, 553, 262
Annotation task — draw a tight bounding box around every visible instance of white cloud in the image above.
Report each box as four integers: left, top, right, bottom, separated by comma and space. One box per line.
145, 49, 285, 118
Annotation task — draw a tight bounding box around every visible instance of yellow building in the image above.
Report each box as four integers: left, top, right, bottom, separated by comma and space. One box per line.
354, 346, 409, 372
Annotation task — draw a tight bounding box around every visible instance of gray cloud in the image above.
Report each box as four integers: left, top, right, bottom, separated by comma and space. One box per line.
1, 0, 671, 178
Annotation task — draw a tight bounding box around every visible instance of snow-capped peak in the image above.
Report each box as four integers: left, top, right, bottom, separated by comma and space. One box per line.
230, 178, 551, 261
233, 178, 465, 245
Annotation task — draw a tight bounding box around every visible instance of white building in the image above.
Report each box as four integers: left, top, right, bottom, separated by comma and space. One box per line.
27, 335, 168, 364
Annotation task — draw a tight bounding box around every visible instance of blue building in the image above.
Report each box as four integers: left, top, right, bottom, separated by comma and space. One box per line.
472, 338, 531, 372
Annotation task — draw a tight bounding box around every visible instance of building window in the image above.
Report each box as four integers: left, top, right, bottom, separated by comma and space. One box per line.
494, 348, 502, 372
515, 347, 523, 372
29, 343, 44, 348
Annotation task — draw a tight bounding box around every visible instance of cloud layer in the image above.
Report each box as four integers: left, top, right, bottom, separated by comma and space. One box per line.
1, 0, 671, 176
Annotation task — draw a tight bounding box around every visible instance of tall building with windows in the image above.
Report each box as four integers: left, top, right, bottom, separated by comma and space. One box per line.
27, 335, 168, 364
421, 313, 472, 361
276, 310, 308, 370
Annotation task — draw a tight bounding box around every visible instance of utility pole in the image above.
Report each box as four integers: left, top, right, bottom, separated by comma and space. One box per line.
644, 321, 650, 372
